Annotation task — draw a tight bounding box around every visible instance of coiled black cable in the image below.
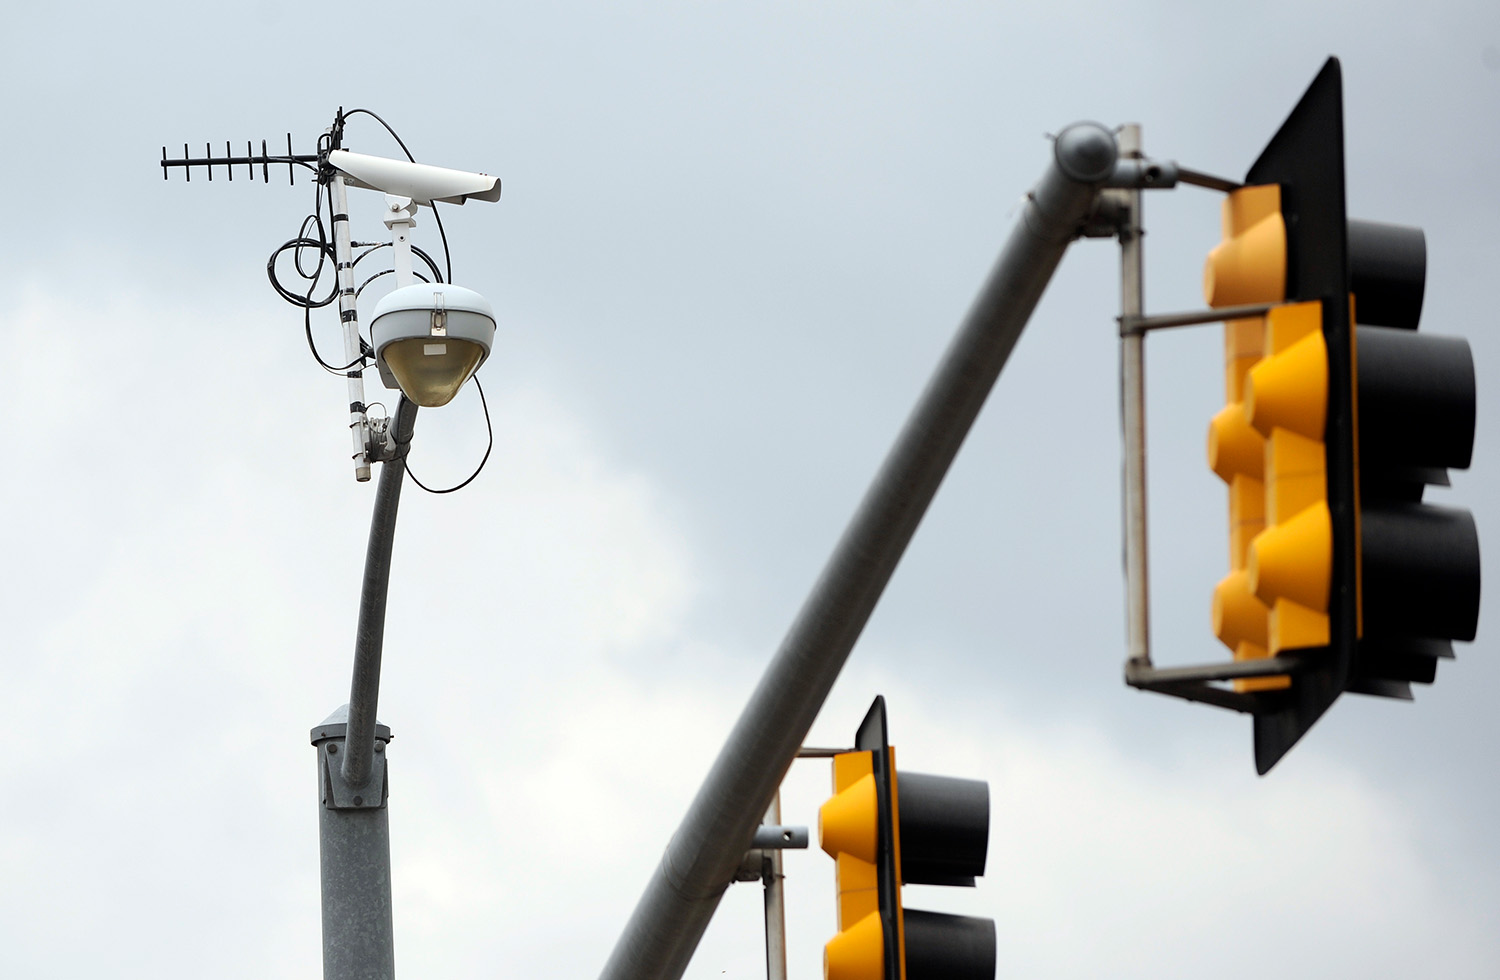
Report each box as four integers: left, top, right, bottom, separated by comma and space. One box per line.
403, 374, 494, 494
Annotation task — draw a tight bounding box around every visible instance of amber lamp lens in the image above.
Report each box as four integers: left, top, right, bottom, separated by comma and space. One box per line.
379, 337, 485, 407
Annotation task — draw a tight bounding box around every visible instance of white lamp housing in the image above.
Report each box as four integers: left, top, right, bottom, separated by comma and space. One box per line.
370, 284, 495, 408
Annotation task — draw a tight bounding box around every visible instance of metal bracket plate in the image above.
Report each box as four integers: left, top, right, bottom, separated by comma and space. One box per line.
312, 720, 392, 810
317, 739, 388, 809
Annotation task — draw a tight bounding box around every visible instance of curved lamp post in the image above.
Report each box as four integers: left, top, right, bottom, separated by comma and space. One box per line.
310, 170, 497, 980
310, 395, 418, 980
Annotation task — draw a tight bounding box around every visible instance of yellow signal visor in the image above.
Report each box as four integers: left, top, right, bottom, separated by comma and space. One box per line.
1245, 329, 1327, 441
1203, 185, 1287, 308
1213, 569, 1290, 691
820, 773, 879, 865
1208, 403, 1265, 484
1213, 569, 1270, 651
1248, 503, 1332, 612
825, 911, 885, 980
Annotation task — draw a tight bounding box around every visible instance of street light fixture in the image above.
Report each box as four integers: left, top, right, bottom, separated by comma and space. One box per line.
370, 283, 495, 407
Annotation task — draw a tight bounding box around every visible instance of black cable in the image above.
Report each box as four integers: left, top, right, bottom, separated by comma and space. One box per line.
404, 374, 493, 493
268, 203, 368, 373
356, 268, 432, 301
431, 201, 453, 285
341, 108, 415, 160
267, 236, 337, 307
265, 130, 376, 376
351, 241, 445, 286
303, 305, 369, 375
296, 205, 328, 281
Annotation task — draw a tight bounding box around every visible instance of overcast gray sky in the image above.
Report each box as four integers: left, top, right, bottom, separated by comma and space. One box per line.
3, 2, 1500, 978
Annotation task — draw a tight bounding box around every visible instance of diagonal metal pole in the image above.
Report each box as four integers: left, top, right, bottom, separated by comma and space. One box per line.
599, 121, 1119, 980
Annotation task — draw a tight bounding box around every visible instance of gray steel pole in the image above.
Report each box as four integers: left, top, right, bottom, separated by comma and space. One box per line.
313, 396, 419, 980
1117, 125, 1152, 668
599, 122, 1118, 980
313, 708, 396, 980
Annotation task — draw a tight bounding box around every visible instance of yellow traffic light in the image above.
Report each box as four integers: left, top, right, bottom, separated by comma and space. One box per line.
1198, 57, 1479, 772
820, 751, 893, 980
818, 697, 993, 980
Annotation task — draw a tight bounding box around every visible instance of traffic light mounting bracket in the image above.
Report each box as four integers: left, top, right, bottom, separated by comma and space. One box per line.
1106, 126, 1321, 720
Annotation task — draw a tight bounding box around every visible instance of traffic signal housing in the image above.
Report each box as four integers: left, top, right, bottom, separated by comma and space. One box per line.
1203, 57, 1479, 773
819, 696, 994, 980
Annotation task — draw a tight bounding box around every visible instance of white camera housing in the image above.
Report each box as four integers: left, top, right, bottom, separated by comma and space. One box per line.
329, 149, 501, 206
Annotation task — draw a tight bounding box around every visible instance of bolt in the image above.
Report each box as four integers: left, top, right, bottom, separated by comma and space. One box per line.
353, 796, 363, 806
375, 742, 385, 753
327, 743, 338, 754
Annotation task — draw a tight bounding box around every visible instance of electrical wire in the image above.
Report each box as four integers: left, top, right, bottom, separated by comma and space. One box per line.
341, 108, 416, 161
302, 305, 371, 375
267, 237, 335, 306
357, 269, 431, 301
351, 242, 445, 297
403, 374, 494, 494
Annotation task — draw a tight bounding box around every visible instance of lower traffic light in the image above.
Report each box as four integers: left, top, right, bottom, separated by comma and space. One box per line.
819, 696, 994, 980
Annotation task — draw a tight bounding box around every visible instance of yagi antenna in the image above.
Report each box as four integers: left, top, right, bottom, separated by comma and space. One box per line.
158, 135, 501, 204
160, 135, 318, 185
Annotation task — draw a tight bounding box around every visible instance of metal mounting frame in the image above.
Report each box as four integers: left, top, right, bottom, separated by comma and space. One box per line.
1111, 126, 1299, 715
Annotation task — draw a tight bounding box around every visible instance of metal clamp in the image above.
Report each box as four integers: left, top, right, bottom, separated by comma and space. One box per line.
311, 718, 392, 811
735, 825, 809, 882
752, 825, 809, 850
1104, 156, 1180, 190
